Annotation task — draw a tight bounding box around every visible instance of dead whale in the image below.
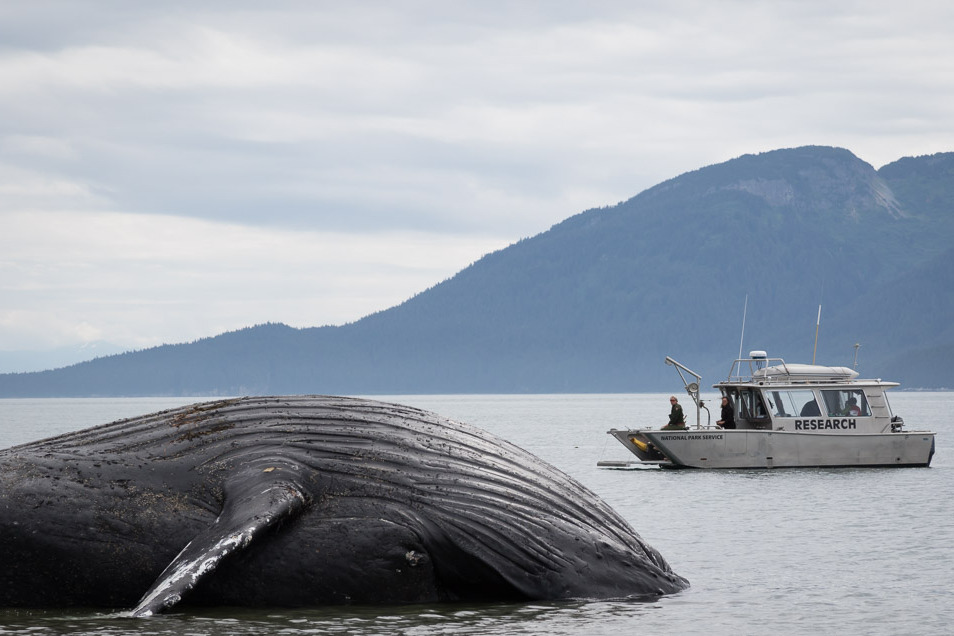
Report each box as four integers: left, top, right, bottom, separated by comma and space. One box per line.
0, 395, 688, 615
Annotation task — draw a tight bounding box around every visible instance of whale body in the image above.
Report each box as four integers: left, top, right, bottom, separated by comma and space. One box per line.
0, 395, 687, 614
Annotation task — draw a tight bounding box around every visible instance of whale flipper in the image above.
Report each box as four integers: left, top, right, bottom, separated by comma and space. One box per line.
131, 475, 307, 617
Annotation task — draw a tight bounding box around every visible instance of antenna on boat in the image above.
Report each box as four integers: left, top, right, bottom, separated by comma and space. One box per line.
853, 343, 861, 369
812, 305, 822, 364
738, 294, 748, 361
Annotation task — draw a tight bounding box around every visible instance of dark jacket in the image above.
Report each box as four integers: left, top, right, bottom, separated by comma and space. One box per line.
669, 403, 685, 426
720, 402, 736, 429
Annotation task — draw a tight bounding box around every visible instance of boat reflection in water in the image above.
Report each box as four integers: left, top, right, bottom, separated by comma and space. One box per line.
606, 352, 936, 469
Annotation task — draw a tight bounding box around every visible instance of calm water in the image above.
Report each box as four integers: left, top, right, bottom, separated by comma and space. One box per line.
1, 392, 951, 635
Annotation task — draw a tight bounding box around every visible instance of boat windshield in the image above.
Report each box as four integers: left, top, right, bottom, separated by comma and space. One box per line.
821, 389, 870, 417
765, 389, 820, 418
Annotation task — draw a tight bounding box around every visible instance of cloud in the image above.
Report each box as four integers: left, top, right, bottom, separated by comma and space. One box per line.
0, 210, 508, 351
1, 0, 952, 355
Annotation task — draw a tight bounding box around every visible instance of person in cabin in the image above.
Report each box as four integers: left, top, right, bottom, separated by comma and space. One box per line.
661, 396, 687, 430
841, 397, 862, 416
717, 396, 736, 429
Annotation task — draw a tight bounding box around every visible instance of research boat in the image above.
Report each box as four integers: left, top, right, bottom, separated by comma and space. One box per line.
606, 352, 936, 469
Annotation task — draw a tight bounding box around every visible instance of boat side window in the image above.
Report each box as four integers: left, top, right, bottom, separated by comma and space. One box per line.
821, 390, 870, 417
738, 388, 770, 422
766, 390, 819, 417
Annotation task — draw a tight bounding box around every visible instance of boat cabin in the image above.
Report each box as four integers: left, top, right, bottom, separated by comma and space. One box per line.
716, 355, 902, 434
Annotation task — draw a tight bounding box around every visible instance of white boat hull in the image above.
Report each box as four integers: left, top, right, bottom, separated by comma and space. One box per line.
609, 428, 936, 469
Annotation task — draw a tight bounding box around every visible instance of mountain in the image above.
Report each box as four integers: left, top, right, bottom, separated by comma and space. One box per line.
2, 146, 952, 397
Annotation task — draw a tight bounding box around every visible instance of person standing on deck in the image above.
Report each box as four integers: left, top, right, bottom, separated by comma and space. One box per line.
718, 396, 736, 429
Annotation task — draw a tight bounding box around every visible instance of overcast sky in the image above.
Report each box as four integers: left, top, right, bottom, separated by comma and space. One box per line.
2, 1, 952, 366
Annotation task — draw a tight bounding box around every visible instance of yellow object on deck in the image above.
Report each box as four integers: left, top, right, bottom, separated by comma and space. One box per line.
631, 438, 650, 453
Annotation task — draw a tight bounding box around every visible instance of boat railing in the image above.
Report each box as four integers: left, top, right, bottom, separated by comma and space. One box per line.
726, 357, 789, 383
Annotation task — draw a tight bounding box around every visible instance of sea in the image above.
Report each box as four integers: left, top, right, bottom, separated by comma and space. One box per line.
0, 392, 951, 636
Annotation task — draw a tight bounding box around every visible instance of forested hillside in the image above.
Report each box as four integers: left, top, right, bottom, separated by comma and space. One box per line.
2, 146, 952, 396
